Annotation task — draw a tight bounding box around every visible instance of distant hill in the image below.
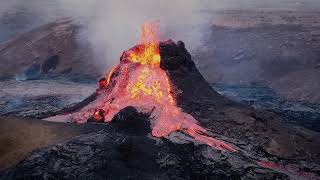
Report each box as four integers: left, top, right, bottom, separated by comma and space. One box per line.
0, 19, 99, 80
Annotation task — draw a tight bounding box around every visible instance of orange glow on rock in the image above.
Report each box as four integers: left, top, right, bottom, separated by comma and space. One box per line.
106, 66, 117, 86
98, 78, 108, 89
93, 109, 105, 122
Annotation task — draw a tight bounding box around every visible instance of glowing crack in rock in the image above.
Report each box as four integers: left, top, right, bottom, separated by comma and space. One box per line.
46, 22, 237, 152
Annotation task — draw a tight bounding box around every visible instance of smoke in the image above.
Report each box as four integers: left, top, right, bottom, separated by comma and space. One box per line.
0, 0, 209, 74
54, 0, 210, 73
1, 0, 318, 76
51, 0, 320, 74
0, 0, 216, 73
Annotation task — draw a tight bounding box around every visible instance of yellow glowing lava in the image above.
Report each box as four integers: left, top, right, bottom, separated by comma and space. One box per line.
128, 22, 161, 65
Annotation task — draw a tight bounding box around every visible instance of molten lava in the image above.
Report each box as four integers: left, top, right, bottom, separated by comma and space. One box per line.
51, 22, 237, 152
128, 22, 161, 65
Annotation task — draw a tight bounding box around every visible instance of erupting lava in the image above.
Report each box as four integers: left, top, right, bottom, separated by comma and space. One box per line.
50, 22, 237, 152
128, 22, 161, 65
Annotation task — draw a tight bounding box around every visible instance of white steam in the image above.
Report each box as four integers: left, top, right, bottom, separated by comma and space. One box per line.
54, 0, 210, 73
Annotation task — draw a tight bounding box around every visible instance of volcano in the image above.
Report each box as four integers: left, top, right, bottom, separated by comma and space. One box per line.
2, 23, 320, 180
46, 22, 236, 152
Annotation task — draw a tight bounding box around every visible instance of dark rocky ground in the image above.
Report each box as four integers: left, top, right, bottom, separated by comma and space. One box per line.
0, 116, 105, 171
0, 79, 96, 118
0, 108, 294, 180
1, 40, 319, 180
212, 84, 320, 132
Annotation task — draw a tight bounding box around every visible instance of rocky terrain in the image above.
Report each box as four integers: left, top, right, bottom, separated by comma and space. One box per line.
212, 83, 320, 132
0, 19, 98, 81
194, 10, 320, 103
1, 40, 319, 180
0, 116, 105, 170
0, 79, 95, 118
0, 109, 297, 180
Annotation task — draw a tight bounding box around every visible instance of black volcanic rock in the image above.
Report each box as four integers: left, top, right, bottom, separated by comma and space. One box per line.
0, 107, 290, 180
0, 80, 97, 119
160, 40, 194, 71
1, 40, 320, 179
111, 106, 152, 136
160, 40, 229, 105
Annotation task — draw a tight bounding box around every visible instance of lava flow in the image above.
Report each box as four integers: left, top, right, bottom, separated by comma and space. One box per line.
55, 22, 237, 152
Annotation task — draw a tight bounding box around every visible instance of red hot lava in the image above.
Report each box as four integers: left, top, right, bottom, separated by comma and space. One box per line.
49, 22, 237, 152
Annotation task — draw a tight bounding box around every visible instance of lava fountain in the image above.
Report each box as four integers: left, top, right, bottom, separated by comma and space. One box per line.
47, 22, 237, 152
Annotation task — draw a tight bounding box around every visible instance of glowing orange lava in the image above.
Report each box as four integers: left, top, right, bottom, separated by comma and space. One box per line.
106, 66, 117, 86
48, 22, 237, 152
128, 22, 161, 66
